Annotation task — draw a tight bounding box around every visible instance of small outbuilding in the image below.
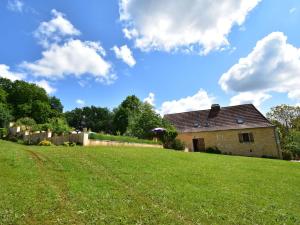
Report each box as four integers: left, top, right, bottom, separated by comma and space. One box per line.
164, 104, 282, 158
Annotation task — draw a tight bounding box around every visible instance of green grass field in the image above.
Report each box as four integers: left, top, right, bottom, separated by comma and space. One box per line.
0, 140, 300, 225
89, 133, 160, 145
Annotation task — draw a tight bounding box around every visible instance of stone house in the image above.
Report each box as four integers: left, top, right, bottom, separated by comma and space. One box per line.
164, 104, 282, 158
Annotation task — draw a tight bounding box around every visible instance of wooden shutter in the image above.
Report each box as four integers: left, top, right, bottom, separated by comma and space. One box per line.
249, 133, 254, 143
238, 133, 243, 143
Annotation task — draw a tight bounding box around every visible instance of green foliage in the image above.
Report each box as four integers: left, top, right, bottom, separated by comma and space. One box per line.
0, 103, 12, 128
161, 129, 178, 147
206, 147, 222, 154
0, 128, 8, 138
38, 140, 52, 146
65, 106, 113, 133
63, 142, 76, 147
0, 78, 64, 125
0, 88, 7, 103
112, 95, 142, 135
168, 139, 186, 151
47, 117, 70, 135
16, 117, 36, 128
127, 103, 163, 139
267, 104, 300, 129
268, 105, 300, 159
89, 133, 160, 145
49, 96, 63, 114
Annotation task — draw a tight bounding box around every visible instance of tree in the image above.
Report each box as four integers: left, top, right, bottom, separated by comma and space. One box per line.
15, 117, 36, 130
31, 100, 52, 124
127, 103, 164, 139
65, 106, 114, 133
112, 95, 142, 134
47, 117, 70, 135
267, 104, 300, 159
0, 88, 7, 103
49, 96, 63, 114
267, 104, 300, 130
0, 103, 12, 127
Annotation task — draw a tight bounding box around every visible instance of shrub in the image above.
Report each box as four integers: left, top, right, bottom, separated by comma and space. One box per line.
47, 117, 70, 135
163, 139, 185, 151
171, 139, 185, 151
8, 136, 18, 142
206, 147, 222, 154
16, 117, 36, 130
282, 151, 293, 160
0, 128, 8, 139
38, 140, 52, 146
63, 142, 76, 147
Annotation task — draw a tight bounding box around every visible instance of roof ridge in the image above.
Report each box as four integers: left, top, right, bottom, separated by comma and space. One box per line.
164, 103, 254, 116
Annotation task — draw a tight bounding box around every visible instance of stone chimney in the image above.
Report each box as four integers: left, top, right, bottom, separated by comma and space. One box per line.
208, 104, 221, 118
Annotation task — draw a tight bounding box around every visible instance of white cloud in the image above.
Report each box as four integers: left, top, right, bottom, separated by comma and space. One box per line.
289, 8, 297, 14
76, 99, 85, 107
34, 80, 56, 95
144, 92, 155, 106
112, 45, 136, 67
0, 64, 25, 81
119, 0, 261, 54
159, 89, 215, 115
7, 0, 24, 13
230, 92, 271, 108
219, 32, 300, 103
21, 39, 115, 84
34, 9, 80, 48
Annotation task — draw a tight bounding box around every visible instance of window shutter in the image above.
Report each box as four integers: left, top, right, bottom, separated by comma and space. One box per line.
238, 133, 243, 143
249, 133, 254, 142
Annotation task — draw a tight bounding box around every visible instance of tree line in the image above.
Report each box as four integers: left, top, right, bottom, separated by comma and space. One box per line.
0, 78, 176, 143
267, 104, 300, 159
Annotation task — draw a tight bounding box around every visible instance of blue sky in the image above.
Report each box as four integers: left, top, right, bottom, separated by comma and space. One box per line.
0, 0, 300, 114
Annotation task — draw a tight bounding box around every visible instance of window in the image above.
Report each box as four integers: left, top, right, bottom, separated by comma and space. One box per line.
238, 133, 254, 143
236, 117, 245, 124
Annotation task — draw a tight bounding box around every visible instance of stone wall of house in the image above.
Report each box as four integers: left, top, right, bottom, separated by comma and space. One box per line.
177, 127, 281, 158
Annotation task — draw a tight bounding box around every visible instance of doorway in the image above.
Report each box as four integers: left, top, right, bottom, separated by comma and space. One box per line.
193, 138, 205, 152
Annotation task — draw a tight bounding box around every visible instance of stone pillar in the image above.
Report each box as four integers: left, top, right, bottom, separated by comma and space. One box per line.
82, 132, 89, 146
47, 131, 52, 138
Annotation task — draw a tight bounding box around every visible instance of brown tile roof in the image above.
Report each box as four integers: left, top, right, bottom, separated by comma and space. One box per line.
164, 104, 274, 133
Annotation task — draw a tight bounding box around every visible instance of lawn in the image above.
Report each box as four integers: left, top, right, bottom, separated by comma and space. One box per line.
0, 140, 299, 225
89, 133, 160, 145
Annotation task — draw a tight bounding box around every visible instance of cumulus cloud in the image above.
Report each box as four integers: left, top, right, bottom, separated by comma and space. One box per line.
21, 10, 115, 85
34, 80, 56, 95
219, 32, 300, 104
34, 9, 80, 48
21, 40, 115, 84
0, 64, 25, 81
143, 92, 155, 106
230, 92, 271, 108
76, 99, 85, 107
159, 89, 215, 115
112, 45, 136, 67
119, 0, 260, 54
7, 0, 24, 13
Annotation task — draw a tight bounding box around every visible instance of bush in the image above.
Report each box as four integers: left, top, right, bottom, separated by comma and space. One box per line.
8, 136, 18, 142
0, 128, 8, 139
38, 140, 52, 146
163, 139, 185, 151
63, 142, 76, 147
282, 151, 293, 160
16, 117, 36, 130
206, 147, 222, 154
